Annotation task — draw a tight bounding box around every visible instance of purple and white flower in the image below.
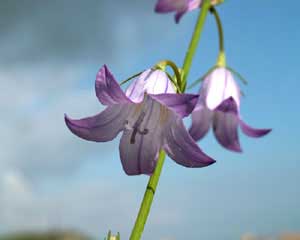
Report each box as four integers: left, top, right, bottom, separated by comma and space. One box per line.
155, 0, 202, 23
65, 65, 215, 175
189, 67, 271, 152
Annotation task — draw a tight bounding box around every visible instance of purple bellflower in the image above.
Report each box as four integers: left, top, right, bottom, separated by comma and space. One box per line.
65, 65, 215, 175
189, 67, 271, 152
155, 0, 202, 23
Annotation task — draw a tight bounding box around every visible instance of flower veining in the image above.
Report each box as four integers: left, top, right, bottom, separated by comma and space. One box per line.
65, 65, 215, 175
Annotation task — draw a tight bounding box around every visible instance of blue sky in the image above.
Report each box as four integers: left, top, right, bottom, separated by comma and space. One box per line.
0, 1, 299, 240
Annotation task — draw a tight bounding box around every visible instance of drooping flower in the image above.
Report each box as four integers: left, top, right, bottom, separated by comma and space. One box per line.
65, 65, 215, 175
189, 67, 271, 152
155, 0, 202, 23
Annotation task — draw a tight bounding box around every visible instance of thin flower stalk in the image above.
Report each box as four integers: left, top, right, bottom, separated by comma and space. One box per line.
129, 151, 165, 240
182, 0, 212, 92
130, 0, 213, 238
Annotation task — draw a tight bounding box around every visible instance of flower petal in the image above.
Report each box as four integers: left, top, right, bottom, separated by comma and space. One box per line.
119, 131, 161, 175
155, 0, 186, 13
240, 120, 272, 138
119, 100, 162, 175
144, 70, 175, 94
187, 0, 202, 11
213, 98, 242, 152
125, 69, 175, 103
204, 67, 241, 110
65, 105, 131, 142
163, 116, 216, 168
125, 69, 151, 103
149, 93, 198, 118
214, 96, 238, 114
174, 10, 186, 23
155, 0, 201, 23
95, 65, 131, 105
189, 103, 212, 141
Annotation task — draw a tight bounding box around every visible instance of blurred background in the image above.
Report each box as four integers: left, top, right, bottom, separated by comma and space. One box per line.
0, 0, 299, 239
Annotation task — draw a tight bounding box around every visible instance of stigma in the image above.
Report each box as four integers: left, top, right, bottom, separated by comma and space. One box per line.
125, 110, 149, 144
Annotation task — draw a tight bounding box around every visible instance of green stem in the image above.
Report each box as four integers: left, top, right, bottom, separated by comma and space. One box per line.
129, 151, 166, 240
156, 60, 182, 93
210, 7, 224, 53
182, 0, 211, 91
210, 6, 227, 67
129, 2, 212, 239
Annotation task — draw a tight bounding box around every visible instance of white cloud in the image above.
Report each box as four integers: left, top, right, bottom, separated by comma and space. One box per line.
0, 57, 173, 239
0, 64, 111, 181
0, 3, 170, 230
0, 170, 32, 200
0, 175, 142, 238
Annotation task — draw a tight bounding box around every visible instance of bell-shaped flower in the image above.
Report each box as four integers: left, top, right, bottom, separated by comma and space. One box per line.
65, 65, 215, 175
155, 0, 202, 23
189, 67, 271, 152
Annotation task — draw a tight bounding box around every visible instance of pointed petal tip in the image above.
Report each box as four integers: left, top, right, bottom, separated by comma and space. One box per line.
215, 135, 243, 153
64, 114, 82, 129
95, 64, 131, 105
204, 156, 216, 166
249, 128, 272, 138
240, 120, 272, 138
174, 12, 184, 23
215, 97, 238, 114
64, 114, 80, 137
154, 3, 162, 13
196, 146, 217, 166
96, 64, 108, 77
64, 114, 83, 137
228, 144, 243, 153
96, 64, 109, 79
64, 114, 74, 133
102, 64, 112, 76
263, 128, 272, 135
163, 117, 216, 168
64, 113, 72, 127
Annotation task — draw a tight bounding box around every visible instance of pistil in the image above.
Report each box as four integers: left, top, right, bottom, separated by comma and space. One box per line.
129, 111, 149, 144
